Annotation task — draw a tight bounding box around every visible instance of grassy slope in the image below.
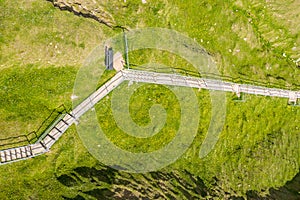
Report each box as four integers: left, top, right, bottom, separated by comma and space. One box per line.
0, 0, 116, 139
0, 1, 112, 198
113, 0, 300, 86
0, 0, 112, 69
0, 0, 299, 199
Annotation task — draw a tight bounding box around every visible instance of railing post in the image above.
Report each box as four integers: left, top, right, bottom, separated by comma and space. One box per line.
124, 30, 129, 69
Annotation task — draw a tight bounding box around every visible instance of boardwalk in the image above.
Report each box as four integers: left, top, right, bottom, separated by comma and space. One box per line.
0, 69, 299, 165
122, 70, 300, 103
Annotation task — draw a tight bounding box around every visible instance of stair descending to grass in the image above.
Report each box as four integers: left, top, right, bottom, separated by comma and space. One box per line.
0, 69, 299, 165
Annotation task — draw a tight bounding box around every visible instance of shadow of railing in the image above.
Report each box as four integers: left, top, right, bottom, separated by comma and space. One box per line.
0, 104, 70, 151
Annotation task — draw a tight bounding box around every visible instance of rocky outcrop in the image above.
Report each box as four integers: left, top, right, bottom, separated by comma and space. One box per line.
57, 165, 219, 199
244, 170, 300, 200
46, 0, 116, 28
58, 165, 300, 199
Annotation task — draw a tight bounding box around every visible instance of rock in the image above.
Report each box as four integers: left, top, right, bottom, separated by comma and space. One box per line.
48, 0, 116, 28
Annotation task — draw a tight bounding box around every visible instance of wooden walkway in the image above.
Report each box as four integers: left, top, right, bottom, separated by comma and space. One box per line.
0, 69, 298, 165
122, 70, 300, 103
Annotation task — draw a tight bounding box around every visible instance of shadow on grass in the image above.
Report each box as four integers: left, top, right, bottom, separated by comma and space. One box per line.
57, 164, 210, 200
0, 104, 70, 150
57, 164, 300, 199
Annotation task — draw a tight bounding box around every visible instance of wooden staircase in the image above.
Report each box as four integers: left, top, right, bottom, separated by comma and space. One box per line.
0, 69, 298, 166
0, 145, 33, 164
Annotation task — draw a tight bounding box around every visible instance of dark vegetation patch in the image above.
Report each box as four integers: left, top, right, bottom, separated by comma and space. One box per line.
57, 164, 300, 199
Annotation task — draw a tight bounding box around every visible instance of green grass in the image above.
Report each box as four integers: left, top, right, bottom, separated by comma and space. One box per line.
0, 0, 299, 199
0, 65, 76, 143
0, 0, 115, 70
96, 82, 181, 153
0, 125, 99, 199
94, 81, 299, 195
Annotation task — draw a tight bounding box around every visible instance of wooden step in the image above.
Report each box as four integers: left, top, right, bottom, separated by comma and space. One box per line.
4, 150, 11, 162
41, 134, 56, 149
31, 143, 47, 155
10, 149, 16, 160
25, 146, 33, 157
0, 151, 6, 163
16, 148, 22, 159
20, 146, 27, 158
0, 145, 33, 164
51, 126, 62, 139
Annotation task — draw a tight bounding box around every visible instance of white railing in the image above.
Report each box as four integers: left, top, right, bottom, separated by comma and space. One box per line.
0, 69, 298, 165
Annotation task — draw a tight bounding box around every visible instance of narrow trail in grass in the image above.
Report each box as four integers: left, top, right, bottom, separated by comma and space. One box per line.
0, 69, 299, 165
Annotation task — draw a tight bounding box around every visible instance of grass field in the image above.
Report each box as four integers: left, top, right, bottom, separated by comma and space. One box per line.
0, 0, 299, 199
